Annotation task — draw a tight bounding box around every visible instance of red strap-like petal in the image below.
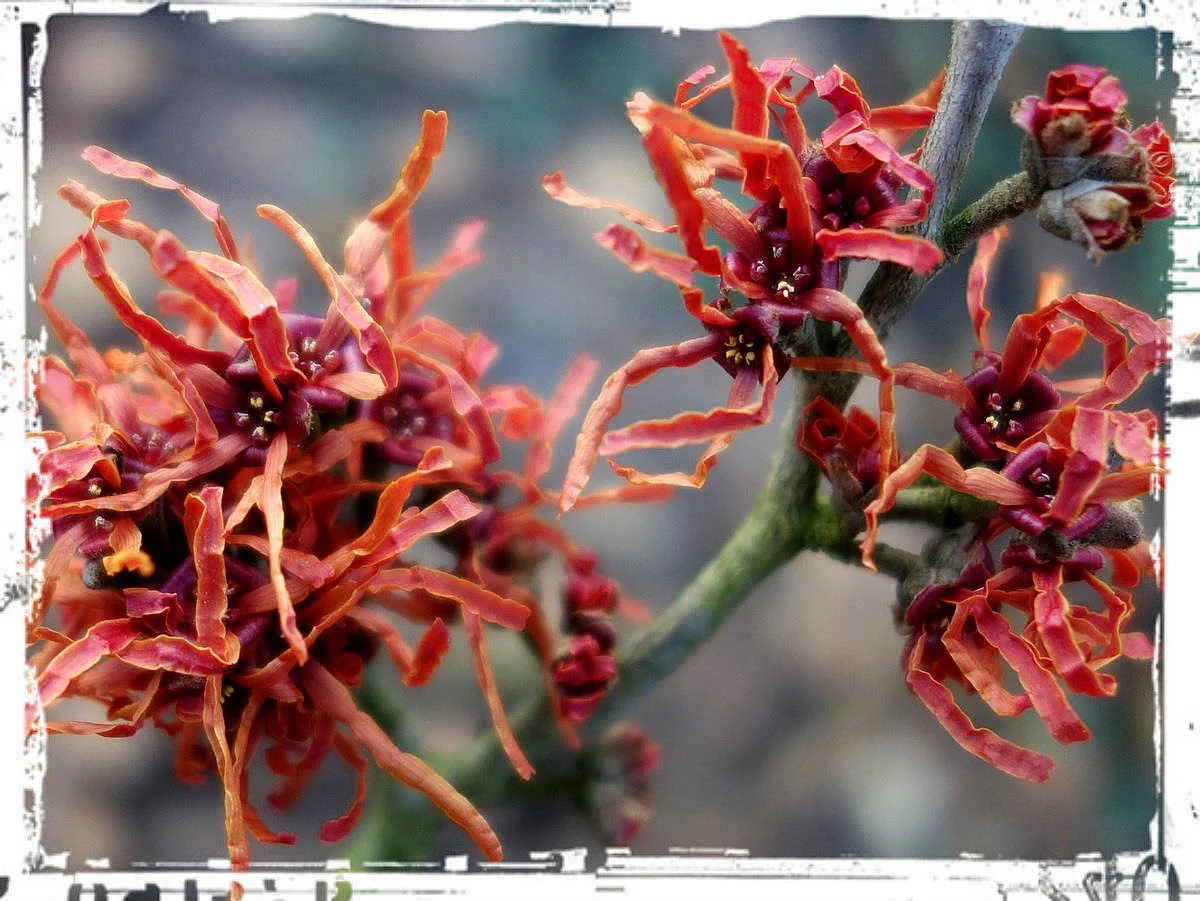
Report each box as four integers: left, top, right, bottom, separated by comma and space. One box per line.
720, 32, 771, 197
185, 485, 239, 666
369, 564, 529, 631
542, 171, 674, 233
201, 676, 252, 871
343, 109, 448, 294
259, 203, 399, 394
407, 617, 452, 686
298, 660, 503, 861
969, 597, 1090, 744
383, 219, 486, 329
559, 334, 723, 513
605, 359, 769, 491
863, 444, 1032, 568
966, 226, 1007, 351
49, 432, 251, 518
82, 145, 239, 259
675, 64, 719, 107
526, 355, 600, 485
598, 355, 777, 456
261, 433, 306, 664
464, 611, 535, 779
638, 125, 720, 263
815, 65, 870, 120
1031, 566, 1115, 697
906, 666, 1054, 781
37, 243, 117, 387
1045, 407, 1108, 528
815, 228, 942, 274
149, 236, 297, 399
34, 619, 140, 719
847, 128, 935, 200
76, 228, 232, 373
318, 731, 369, 842
594, 224, 698, 289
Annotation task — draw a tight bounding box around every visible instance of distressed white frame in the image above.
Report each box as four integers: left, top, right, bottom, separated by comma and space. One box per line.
2, 2, 1195, 898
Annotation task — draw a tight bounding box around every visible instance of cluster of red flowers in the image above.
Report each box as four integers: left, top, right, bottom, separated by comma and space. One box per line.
28, 32, 1175, 873
1014, 63, 1175, 261
28, 112, 661, 873
801, 225, 1167, 779
544, 37, 1171, 782
547, 33, 945, 512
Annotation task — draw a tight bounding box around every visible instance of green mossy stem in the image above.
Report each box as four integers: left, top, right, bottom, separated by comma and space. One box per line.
941, 171, 1041, 260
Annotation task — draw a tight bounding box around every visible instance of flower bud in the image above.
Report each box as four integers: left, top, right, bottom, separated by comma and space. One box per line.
588, 723, 661, 845
1016, 64, 1173, 260
1037, 182, 1144, 263
1078, 499, 1145, 550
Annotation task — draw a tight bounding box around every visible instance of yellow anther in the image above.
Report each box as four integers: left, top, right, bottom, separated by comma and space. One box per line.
102, 548, 155, 579
249, 394, 265, 409
1011, 399, 1025, 413
745, 351, 756, 362
87, 483, 104, 497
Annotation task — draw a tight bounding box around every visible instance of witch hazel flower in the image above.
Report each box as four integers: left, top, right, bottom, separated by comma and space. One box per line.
29, 112, 615, 874
548, 33, 944, 513
1013, 64, 1175, 261
861, 227, 1167, 566
952, 226, 1166, 464
796, 395, 882, 507
842, 232, 1165, 781
901, 531, 1153, 782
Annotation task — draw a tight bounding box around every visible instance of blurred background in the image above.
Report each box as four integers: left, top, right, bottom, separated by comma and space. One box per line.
28, 9, 1169, 868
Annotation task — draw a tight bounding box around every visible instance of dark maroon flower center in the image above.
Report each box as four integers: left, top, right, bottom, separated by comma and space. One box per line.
804, 151, 901, 232
288, 333, 343, 382
723, 199, 832, 302
233, 389, 289, 448
722, 329, 764, 367
365, 370, 456, 467
956, 357, 1060, 462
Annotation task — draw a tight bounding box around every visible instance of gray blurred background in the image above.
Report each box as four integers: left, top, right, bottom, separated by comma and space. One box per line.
28, 9, 1169, 868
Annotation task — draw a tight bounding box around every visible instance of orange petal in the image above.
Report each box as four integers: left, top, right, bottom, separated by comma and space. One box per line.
542, 171, 674, 233
525, 354, 600, 485
966, 226, 1008, 351
906, 667, 1054, 782
594, 224, 697, 287
82, 145, 239, 260
464, 611, 534, 780
560, 334, 722, 513
370, 564, 529, 631
407, 617, 452, 687
201, 676, 251, 871
299, 660, 503, 861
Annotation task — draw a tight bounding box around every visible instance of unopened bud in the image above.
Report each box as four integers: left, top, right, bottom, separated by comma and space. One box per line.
1080, 499, 1145, 550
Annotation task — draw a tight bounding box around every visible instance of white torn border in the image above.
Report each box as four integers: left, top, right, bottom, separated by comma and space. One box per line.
3, 0, 1197, 898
